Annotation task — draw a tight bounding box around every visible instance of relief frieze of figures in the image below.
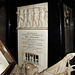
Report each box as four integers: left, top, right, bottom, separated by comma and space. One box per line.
17, 3, 48, 29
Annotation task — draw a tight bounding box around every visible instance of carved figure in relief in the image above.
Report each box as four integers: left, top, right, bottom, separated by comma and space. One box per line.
27, 9, 31, 27
32, 7, 37, 27
23, 9, 27, 27
43, 7, 48, 27
39, 53, 75, 75
38, 8, 43, 27
19, 62, 26, 75
10, 53, 75, 75
29, 9, 33, 27
10, 62, 26, 75
25, 53, 75, 75
17, 10, 24, 28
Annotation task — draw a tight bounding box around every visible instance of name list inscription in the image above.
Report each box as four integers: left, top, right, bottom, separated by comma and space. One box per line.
18, 30, 48, 53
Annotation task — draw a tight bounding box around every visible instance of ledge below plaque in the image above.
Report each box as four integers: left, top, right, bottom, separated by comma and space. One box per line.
17, 27, 48, 30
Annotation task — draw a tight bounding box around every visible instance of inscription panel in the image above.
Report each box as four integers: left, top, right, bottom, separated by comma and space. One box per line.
18, 30, 48, 72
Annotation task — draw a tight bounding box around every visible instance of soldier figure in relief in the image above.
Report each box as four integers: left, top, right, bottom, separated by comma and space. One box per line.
23, 9, 27, 28
43, 7, 48, 27
17, 10, 24, 28
32, 7, 37, 27
38, 8, 43, 27
27, 9, 31, 27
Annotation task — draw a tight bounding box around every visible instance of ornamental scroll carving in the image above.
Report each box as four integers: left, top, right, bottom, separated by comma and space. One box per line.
17, 3, 48, 29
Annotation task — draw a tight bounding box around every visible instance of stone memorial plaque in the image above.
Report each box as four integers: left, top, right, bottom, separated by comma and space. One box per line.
18, 30, 48, 72
17, 2, 48, 72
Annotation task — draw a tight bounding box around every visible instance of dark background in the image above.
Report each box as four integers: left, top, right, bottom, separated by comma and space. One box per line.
0, 0, 75, 69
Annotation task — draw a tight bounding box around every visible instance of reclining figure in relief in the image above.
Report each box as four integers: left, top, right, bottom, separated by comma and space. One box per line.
39, 53, 75, 75
10, 53, 75, 75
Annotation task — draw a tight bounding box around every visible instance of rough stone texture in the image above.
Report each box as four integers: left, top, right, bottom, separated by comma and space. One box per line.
0, 7, 6, 43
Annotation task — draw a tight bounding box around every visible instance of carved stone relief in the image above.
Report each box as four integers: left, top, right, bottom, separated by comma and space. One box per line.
10, 53, 75, 75
17, 2, 48, 29
17, 2, 48, 73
